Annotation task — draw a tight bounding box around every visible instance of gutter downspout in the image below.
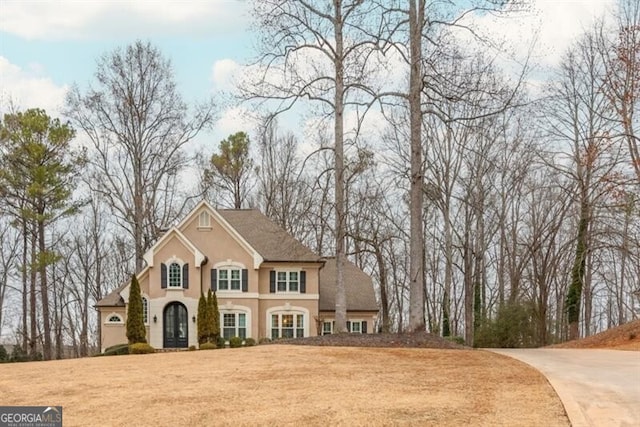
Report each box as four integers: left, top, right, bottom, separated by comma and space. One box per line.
200, 256, 209, 294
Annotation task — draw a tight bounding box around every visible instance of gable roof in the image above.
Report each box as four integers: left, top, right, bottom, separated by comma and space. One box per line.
217, 209, 322, 263
177, 201, 264, 268
95, 282, 126, 307
319, 257, 378, 312
142, 227, 206, 268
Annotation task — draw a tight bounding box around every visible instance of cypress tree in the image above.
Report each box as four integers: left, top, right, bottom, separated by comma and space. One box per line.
126, 274, 146, 344
207, 290, 220, 342
197, 293, 209, 345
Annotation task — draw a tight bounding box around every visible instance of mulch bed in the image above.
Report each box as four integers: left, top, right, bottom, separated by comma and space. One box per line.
271, 331, 467, 349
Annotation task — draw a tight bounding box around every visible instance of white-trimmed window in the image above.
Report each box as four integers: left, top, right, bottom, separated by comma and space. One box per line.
322, 321, 334, 335
222, 312, 247, 340
271, 313, 304, 339
142, 297, 148, 324
168, 262, 182, 288
348, 320, 367, 334
106, 314, 123, 324
218, 268, 242, 291
198, 211, 211, 228
277, 271, 299, 292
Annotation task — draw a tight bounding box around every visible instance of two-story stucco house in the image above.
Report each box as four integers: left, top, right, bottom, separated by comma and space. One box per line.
96, 201, 378, 351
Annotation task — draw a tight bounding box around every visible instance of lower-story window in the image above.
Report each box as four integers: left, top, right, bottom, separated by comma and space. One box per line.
271, 313, 304, 339
348, 320, 367, 334
322, 321, 334, 335
222, 312, 247, 340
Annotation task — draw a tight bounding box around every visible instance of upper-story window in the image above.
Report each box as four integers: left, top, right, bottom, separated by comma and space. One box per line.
211, 267, 248, 292
169, 262, 182, 287
198, 211, 211, 228
161, 260, 189, 289
270, 270, 306, 293
219, 268, 241, 291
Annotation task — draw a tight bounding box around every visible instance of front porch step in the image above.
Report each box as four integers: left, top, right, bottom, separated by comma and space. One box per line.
155, 348, 189, 353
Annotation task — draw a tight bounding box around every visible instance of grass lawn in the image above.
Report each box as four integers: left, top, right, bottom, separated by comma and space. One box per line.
0, 345, 569, 426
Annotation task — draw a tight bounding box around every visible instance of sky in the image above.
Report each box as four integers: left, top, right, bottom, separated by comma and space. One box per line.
0, 0, 616, 148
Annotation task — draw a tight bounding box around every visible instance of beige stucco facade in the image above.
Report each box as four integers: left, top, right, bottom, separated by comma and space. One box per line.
96, 202, 378, 352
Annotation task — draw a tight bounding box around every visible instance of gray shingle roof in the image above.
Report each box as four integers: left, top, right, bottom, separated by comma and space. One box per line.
96, 210, 377, 312
319, 257, 378, 312
95, 283, 126, 307
218, 209, 322, 263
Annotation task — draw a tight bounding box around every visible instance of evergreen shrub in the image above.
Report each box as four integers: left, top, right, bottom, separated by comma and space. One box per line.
129, 343, 155, 354
200, 342, 216, 350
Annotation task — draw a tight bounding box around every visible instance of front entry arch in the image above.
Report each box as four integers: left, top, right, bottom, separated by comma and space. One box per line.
163, 302, 188, 348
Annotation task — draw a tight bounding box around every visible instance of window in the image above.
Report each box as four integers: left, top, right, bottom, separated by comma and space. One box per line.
271, 313, 304, 339
322, 321, 334, 335
161, 260, 188, 289
218, 268, 241, 291
349, 320, 367, 334
276, 271, 299, 293
168, 262, 182, 288
142, 297, 148, 324
350, 321, 361, 333
107, 314, 123, 323
198, 211, 211, 228
222, 312, 246, 340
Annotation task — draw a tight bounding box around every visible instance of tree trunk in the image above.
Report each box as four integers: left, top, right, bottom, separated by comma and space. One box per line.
375, 247, 391, 333
408, 0, 426, 332
333, 0, 347, 333
566, 205, 589, 341
38, 218, 52, 360
21, 218, 28, 353
29, 228, 37, 358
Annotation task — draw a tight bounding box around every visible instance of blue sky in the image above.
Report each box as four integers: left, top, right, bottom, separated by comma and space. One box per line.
0, 0, 615, 146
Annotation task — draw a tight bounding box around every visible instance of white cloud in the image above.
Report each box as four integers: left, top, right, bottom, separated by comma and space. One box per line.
0, 0, 249, 40
0, 56, 68, 115
215, 106, 259, 137
211, 59, 241, 91
457, 0, 615, 68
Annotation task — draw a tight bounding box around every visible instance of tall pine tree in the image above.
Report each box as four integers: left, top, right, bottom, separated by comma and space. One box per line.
0, 108, 83, 359
197, 293, 210, 345
207, 290, 220, 342
126, 274, 146, 344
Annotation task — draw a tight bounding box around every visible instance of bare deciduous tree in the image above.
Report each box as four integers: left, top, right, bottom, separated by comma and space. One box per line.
66, 40, 215, 271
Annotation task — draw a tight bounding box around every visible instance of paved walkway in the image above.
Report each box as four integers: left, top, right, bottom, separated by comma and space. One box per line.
489, 349, 640, 427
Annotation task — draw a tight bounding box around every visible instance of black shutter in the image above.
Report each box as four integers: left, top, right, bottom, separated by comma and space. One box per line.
299, 271, 306, 293
161, 263, 167, 289
211, 269, 217, 291
269, 271, 276, 293
183, 264, 189, 289
362, 321, 368, 334
242, 269, 248, 292
346, 321, 351, 332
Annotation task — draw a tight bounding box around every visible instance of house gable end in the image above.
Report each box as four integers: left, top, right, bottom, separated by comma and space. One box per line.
142, 228, 205, 268
177, 201, 264, 269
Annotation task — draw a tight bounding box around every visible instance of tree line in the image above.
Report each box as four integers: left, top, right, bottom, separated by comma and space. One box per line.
0, 0, 638, 360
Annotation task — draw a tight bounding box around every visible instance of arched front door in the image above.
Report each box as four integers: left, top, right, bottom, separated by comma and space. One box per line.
163, 302, 188, 348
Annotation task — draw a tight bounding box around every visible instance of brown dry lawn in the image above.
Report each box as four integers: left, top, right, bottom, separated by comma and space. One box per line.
0, 345, 568, 426
551, 318, 640, 351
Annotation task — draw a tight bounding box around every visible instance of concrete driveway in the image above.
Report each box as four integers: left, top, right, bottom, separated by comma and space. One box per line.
489, 349, 640, 427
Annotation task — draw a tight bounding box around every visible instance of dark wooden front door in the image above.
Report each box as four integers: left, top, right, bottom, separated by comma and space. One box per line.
163, 302, 188, 348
